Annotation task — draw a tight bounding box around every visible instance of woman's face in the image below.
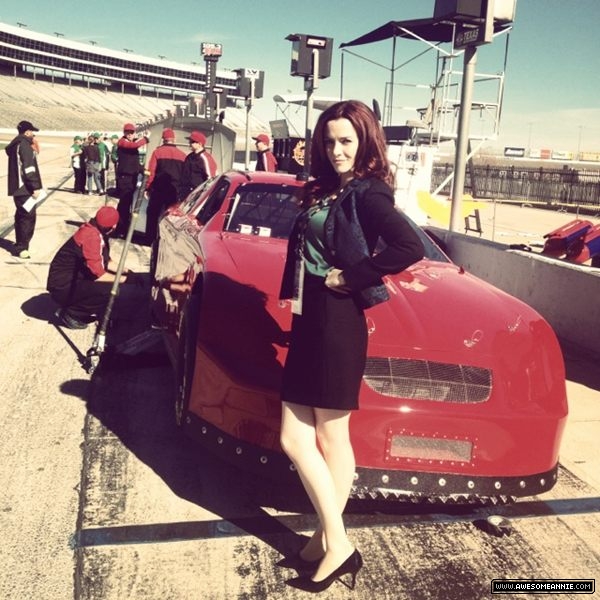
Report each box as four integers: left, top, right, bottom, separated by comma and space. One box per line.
324, 118, 359, 183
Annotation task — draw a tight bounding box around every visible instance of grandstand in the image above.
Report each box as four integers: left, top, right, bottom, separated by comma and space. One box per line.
0, 74, 177, 132
0, 21, 267, 138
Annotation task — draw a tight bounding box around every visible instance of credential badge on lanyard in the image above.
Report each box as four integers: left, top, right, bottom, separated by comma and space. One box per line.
291, 258, 304, 315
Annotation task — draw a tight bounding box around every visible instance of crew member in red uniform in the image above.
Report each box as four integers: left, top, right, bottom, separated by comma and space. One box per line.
179, 130, 218, 198
145, 128, 186, 244
115, 122, 150, 236
252, 133, 278, 172
47, 206, 141, 329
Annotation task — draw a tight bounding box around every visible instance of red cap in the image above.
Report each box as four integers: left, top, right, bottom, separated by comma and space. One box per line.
162, 128, 175, 139
123, 122, 136, 132
186, 130, 206, 145
95, 206, 119, 229
252, 133, 270, 146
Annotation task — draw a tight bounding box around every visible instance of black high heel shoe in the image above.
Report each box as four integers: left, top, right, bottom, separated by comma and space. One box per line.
276, 552, 322, 572
286, 549, 363, 593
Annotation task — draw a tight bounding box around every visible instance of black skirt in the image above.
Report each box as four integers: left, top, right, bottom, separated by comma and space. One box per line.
281, 273, 367, 410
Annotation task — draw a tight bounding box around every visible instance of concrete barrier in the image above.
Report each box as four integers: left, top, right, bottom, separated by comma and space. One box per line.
428, 226, 600, 358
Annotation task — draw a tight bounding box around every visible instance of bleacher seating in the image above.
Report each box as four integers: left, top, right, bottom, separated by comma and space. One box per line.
0, 74, 175, 132
0, 74, 270, 155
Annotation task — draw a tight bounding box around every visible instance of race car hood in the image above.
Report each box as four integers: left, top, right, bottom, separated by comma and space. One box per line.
369, 259, 546, 365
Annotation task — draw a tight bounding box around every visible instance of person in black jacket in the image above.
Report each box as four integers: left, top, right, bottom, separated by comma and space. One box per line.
179, 130, 218, 199
115, 122, 150, 236
82, 134, 104, 195
145, 128, 186, 244
5, 120, 44, 259
278, 100, 424, 593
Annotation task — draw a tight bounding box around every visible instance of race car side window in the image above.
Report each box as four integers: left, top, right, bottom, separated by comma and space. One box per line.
194, 180, 230, 225
180, 179, 213, 215
373, 212, 449, 263
407, 219, 450, 262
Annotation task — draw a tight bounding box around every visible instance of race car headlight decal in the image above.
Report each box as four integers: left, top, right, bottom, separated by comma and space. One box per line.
363, 357, 491, 403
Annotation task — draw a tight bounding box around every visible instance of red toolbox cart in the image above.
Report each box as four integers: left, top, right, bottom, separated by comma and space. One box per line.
541, 219, 592, 258
566, 223, 600, 264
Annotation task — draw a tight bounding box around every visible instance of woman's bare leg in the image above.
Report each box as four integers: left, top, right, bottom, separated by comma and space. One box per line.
316, 407, 356, 511
280, 402, 355, 581
297, 407, 356, 560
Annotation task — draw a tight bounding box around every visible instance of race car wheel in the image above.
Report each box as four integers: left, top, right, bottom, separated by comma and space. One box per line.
175, 294, 201, 428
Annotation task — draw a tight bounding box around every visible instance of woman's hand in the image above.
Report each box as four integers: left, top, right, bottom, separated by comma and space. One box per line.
325, 268, 351, 294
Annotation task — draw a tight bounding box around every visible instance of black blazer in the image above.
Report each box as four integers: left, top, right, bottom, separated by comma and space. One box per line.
280, 177, 424, 308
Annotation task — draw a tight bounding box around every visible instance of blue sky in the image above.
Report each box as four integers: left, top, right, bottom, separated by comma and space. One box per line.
1, 0, 598, 153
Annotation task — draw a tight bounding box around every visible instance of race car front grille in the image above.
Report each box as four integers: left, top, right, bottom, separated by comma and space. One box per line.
363, 357, 492, 403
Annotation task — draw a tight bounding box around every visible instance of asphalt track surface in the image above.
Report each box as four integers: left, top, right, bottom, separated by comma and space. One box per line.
1, 137, 599, 599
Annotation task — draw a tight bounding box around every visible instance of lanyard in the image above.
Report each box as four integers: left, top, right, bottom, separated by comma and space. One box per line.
291, 194, 335, 315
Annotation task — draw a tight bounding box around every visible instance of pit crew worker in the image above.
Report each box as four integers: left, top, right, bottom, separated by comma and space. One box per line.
252, 133, 278, 172
145, 128, 186, 244
5, 120, 44, 259
179, 130, 218, 198
47, 206, 143, 329
116, 123, 150, 236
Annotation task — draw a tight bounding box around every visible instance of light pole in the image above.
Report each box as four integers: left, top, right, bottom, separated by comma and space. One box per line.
201, 43, 223, 120
577, 125, 583, 157
450, 44, 477, 232
448, 0, 511, 232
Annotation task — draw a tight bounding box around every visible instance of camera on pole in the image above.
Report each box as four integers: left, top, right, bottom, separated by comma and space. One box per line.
285, 33, 333, 175
234, 68, 265, 169
235, 68, 264, 100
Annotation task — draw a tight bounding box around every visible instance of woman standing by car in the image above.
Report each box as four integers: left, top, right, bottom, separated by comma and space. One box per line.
278, 100, 424, 593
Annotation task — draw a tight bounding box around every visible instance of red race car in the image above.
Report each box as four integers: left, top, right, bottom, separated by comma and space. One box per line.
150, 170, 568, 504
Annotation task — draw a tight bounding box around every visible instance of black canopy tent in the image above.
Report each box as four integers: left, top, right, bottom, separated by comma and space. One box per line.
340, 17, 512, 126
340, 17, 511, 48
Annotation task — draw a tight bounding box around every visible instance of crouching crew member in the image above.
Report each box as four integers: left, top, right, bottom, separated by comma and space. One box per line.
47, 206, 142, 329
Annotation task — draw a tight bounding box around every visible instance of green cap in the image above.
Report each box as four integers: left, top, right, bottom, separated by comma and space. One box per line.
93, 131, 101, 138
74, 135, 83, 141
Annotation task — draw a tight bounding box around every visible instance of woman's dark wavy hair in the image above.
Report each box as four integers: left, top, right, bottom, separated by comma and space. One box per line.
305, 100, 392, 202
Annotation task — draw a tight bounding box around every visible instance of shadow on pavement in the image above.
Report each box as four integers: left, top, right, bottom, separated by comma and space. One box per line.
560, 340, 600, 391
22, 292, 56, 322
0, 237, 15, 255
61, 368, 309, 559
55, 283, 311, 561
